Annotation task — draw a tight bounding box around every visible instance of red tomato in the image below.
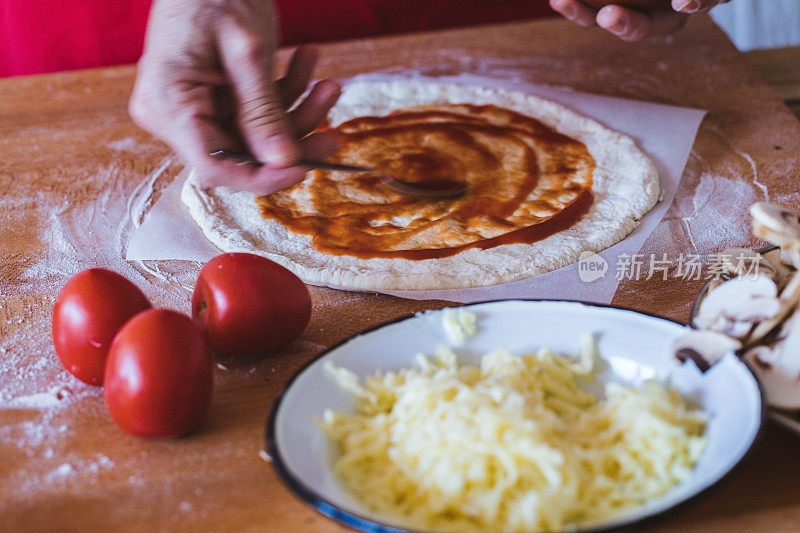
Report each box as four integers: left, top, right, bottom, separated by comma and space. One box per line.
52, 268, 151, 385
104, 309, 213, 438
192, 253, 311, 357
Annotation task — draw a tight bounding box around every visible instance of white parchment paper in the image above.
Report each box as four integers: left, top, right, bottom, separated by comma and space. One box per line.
127, 74, 706, 304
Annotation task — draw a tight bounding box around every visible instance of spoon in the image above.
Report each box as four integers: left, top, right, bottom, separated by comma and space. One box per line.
209, 150, 466, 198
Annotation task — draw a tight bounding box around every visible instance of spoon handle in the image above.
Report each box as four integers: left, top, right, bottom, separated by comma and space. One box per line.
209, 150, 372, 173
209, 150, 465, 198
304, 159, 372, 172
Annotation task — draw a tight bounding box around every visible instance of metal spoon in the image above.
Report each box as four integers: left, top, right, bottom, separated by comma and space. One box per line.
209, 150, 466, 198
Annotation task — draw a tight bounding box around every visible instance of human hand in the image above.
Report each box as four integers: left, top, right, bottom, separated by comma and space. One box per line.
550, 0, 730, 42
129, 0, 340, 194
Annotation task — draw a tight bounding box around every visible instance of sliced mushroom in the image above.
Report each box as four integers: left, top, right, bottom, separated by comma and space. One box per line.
760, 245, 783, 265
778, 311, 800, 378
781, 243, 800, 271
706, 277, 728, 293
742, 308, 800, 409
760, 246, 792, 285
705, 316, 754, 339
747, 345, 778, 368
748, 272, 800, 345
750, 202, 800, 249
671, 330, 742, 372
694, 274, 779, 330
709, 203, 800, 409
744, 343, 800, 410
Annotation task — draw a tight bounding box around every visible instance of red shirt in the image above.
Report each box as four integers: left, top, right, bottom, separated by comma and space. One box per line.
0, 0, 554, 77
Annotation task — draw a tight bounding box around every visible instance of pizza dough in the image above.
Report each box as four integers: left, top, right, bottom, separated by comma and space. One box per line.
182, 79, 659, 290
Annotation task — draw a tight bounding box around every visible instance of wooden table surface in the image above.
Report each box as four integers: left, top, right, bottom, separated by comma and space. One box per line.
746, 45, 800, 118
3, 15, 800, 532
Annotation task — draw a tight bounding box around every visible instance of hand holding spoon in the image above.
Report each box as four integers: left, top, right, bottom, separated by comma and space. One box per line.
210, 150, 466, 198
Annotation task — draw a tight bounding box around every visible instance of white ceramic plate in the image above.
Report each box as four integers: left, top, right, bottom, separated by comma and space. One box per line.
267, 300, 764, 532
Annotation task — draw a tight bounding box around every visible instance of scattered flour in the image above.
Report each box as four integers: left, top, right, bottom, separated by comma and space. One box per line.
21, 454, 116, 491
106, 137, 143, 153
2, 384, 82, 410
679, 174, 758, 252
647, 122, 767, 257
48, 463, 75, 481
0, 154, 194, 497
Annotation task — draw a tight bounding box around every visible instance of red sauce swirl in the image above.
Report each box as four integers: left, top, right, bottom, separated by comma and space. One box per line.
257, 104, 595, 260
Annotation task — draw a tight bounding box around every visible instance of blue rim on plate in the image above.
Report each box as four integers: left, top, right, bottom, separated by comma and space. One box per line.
265, 299, 766, 533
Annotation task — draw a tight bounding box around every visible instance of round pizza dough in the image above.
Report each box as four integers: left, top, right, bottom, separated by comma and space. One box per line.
182, 79, 659, 291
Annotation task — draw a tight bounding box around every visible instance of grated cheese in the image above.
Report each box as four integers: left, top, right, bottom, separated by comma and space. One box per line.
320, 336, 707, 532
441, 308, 478, 345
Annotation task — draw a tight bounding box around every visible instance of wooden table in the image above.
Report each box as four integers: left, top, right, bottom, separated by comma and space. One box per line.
746, 45, 800, 118
2, 15, 800, 532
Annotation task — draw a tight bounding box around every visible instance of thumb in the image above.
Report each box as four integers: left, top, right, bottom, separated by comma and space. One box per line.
217, 16, 298, 167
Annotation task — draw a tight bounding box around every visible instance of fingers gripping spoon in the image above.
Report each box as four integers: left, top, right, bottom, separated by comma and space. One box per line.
209, 150, 466, 198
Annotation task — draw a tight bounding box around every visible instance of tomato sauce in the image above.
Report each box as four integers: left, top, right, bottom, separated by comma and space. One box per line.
257, 104, 596, 260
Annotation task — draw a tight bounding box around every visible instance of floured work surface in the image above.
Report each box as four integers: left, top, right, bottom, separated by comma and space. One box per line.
183, 81, 658, 290
2, 15, 800, 532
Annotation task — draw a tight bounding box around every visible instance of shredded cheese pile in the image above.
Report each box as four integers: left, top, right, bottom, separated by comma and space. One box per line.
321, 336, 707, 532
